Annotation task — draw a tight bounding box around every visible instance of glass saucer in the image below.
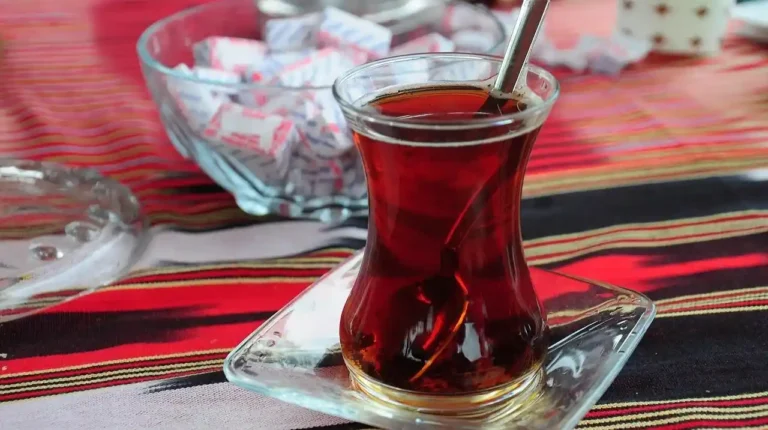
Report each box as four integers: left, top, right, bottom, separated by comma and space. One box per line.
224, 252, 656, 429
0, 159, 148, 322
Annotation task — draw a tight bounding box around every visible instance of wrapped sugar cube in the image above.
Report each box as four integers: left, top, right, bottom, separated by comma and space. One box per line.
390, 32, 455, 56
224, 146, 288, 188
264, 13, 322, 51
492, 9, 550, 58
273, 47, 367, 87
294, 165, 344, 197
203, 103, 298, 181
442, 2, 489, 32
298, 91, 354, 158
193, 37, 268, 73
288, 156, 351, 198
535, 41, 588, 73
237, 88, 309, 115
190, 66, 242, 89
287, 130, 363, 198
343, 161, 366, 198
167, 64, 240, 131
317, 7, 393, 60
389, 58, 431, 85
246, 50, 317, 83
541, 33, 651, 75
582, 34, 652, 76
430, 58, 493, 82
204, 103, 296, 156
451, 30, 497, 53
301, 116, 353, 158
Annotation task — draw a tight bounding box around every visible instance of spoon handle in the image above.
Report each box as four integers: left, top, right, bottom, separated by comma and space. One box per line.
493, 0, 551, 95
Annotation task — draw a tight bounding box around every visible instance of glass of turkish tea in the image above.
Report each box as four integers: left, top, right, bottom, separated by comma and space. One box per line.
332, 53, 560, 416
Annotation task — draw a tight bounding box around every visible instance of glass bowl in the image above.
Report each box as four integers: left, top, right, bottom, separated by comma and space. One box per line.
137, 0, 506, 222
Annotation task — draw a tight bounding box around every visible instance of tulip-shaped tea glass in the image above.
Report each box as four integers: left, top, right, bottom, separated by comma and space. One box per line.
332, 53, 559, 416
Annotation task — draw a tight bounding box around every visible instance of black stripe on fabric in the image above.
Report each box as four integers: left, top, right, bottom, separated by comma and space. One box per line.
293, 239, 366, 256
521, 174, 768, 240
0, 309, 274, 359
599, 309, 768, 403
143, 371, 228, 394
305, 423, 369, 430
538, 232, 768, 301
157, 174, 767, 240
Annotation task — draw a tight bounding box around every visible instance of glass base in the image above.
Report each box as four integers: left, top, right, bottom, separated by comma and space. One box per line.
224, 252, 656, 429
347, 358, 544, 420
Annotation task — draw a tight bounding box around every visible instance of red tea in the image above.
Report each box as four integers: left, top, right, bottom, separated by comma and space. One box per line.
340, 86, 549, 394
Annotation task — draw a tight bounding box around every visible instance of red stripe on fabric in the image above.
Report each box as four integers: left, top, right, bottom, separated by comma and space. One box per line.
650, 417, 768, 430
2, 283, 307, 375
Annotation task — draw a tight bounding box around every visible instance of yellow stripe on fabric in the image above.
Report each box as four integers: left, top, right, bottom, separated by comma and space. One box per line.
657, 305, 768, 319
0, 363, 220, 395
0, 360, 223, 393
126, 259, 348, 277
101, 277, 322, 291
657, 289, 768, 311
592, 391, 768, 410
580, 404, 768, 426
578, 410, 768, 429
0, 349, 231, 380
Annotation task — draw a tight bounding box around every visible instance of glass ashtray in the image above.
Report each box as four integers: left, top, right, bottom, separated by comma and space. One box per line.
0, 159, 148, 322
224, 252, 656, 429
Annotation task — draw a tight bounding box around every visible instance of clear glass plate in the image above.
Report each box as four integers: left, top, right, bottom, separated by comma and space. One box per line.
0, 159, 148, 322
224, 252, 656, 429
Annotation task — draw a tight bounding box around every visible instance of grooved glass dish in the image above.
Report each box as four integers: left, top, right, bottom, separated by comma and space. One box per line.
224, 252, 656, 429
0, 160, 148, 322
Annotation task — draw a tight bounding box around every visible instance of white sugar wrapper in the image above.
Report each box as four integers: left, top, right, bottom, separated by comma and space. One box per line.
492, 9, 550, 58
390, 32, 455, 55
288, 149, 363, 198
272, 47, 368, 87
443, 2, 492, 31
299, 92, 354, 158
317, 7, 393, 59
430, 58, 493, 82
167, 64, 241, 131
193, 37, 268, 73
534, 40, 589, 73
492, 8, 652, 74
535, 33, 652, 75
246, 50, 317, 83
451, 30, 498, 53
579, 33, 653, 75
264, 13, 322, 51
203, 103, 298, 181
238, 89, 310, 115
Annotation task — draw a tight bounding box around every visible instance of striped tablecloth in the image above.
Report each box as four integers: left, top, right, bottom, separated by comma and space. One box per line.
1, 0, 767, 429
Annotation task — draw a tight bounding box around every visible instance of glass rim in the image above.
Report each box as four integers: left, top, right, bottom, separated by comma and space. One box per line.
332, 53, 560, 130
136, 0, 507, 92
